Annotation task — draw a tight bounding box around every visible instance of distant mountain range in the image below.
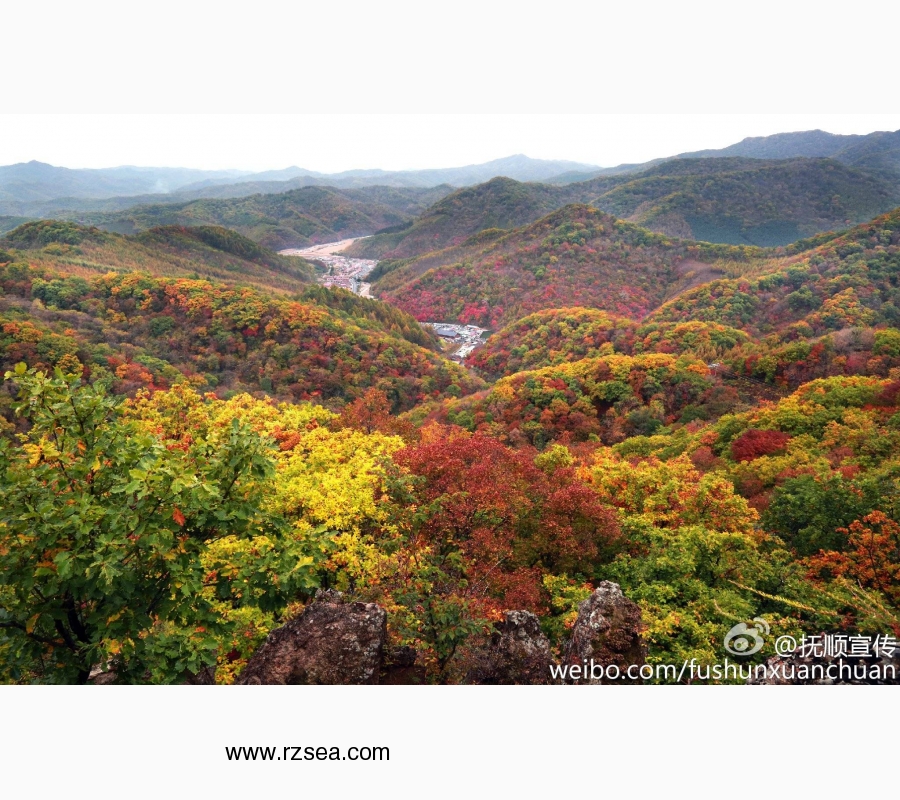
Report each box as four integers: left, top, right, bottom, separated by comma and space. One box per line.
0, 155, 601, 215
556, 128, 900, 184
0, 161, 250, 205
3, 129, 900, 250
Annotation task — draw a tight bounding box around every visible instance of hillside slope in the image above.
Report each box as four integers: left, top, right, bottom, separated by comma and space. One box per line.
588, 157, 900, 246
466, 307, 749, 381
680, 128, 900, 185
628, 208, 900, 389
0, 260, 481, 410
60, 185, 453, 251
346, 177, 598, 259
352, 158, 899, 260
0, 220, 316, 293
375, 204, 762, 328
648, 207, 900, 337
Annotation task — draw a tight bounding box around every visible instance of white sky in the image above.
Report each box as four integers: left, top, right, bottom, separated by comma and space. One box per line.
4, 2, 898, 173
3, 114, 899, 173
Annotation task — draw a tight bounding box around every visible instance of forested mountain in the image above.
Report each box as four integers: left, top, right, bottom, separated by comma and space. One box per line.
346, 177, 585, 259
682, 130, 868, 160
680, 128, 900, 184
466, 308, 636, 380
0, 260, 479, 414
642, 207, 900, 387
7, 133, 900, 256
587, 157, 900, 246
466, 308, 748, 381
462, 208, 900, 390
561, 128, 900, 185
374, 204, 761, 327
352, 157, 899, 260
0, 220, 317, 293
58, 185, 454, 251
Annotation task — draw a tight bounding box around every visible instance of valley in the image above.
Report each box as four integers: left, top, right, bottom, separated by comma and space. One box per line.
421, 321, 489, 361
280, 237, 491, 360
280, 237, 378, 296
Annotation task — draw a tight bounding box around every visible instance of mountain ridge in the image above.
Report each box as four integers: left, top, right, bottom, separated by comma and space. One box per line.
0, 155, 602, 213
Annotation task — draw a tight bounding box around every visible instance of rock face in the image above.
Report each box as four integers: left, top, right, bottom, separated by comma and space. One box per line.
239, 589, 387, 685
467, 610, 555, 684
747, 647, 900, 685
562, 581, 645, 684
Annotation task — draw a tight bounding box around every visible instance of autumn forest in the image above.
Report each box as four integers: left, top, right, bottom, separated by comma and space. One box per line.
2, 132, 900, 685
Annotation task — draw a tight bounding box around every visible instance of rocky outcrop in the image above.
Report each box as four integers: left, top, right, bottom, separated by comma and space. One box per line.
467, 610, 555, 684
239, 589, 387, 685
562, 581, 645, 684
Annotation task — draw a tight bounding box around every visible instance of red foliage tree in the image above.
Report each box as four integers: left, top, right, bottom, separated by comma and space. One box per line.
393, 429, 620, 613
731, 428, 792, 462
807, 511, 900, 611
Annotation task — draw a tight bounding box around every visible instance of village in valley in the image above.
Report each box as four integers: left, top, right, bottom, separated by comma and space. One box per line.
421, 322, 488, 362
280, 238, 378, 297
281, 239, 488, 362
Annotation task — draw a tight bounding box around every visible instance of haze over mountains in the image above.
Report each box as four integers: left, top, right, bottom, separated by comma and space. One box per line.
0, 155, 600, 216
3, 128, 900, 251
0, 161, 250, 204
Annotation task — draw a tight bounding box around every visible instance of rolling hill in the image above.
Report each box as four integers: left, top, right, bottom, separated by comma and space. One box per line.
0, 220, 317, 293
680, 128, 900, 184
456, 208, 900, 401
0, 259, 480, 411
424, 352, 720, 448
647, 206, 900, 337
351, 157, 900, 260
345, 176, 596, 259
465, 308, 750, 381
59, 185, 454, 251
373, 204, 762, 328
587, 157, 900, 246
466, 308, 636, 380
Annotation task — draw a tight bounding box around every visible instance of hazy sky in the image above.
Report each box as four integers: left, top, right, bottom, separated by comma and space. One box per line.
5, 3, 898, 173
3, 114, 899, 173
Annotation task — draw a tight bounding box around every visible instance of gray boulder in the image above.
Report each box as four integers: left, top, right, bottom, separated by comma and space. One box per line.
467, 610, 555, 684
562, 581, 645, 684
